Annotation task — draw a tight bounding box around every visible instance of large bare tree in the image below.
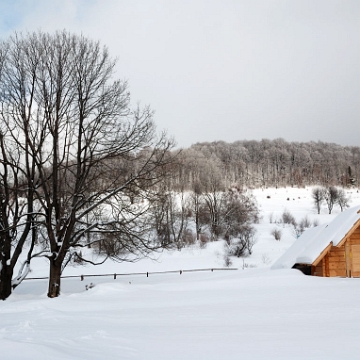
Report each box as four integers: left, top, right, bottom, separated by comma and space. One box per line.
0, 36, 44, 300
0, 125, 38, 300
0, 31, 174, 298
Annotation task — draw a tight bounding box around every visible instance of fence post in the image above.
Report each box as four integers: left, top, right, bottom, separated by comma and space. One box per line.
81, 275, 84, 281
147, 272, 148, 277
114, 273, 117, 280
180, 270, 182, 275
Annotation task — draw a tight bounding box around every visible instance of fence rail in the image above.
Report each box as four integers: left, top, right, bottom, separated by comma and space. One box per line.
23, 267, 238, 281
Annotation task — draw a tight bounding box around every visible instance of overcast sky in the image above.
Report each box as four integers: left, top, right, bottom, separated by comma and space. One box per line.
1, 0, 360, 148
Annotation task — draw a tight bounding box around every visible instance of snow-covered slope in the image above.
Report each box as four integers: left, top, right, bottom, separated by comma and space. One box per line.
4, 269, 360, 360
2, 186, 360, 359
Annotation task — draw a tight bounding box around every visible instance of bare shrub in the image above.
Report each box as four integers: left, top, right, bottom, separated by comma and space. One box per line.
271, 228, 282, 241
294, 224, 305, 238
313, 219, 319, 227
228, 226, 257, 257
224, 254, 233, 267
95, 232, 128, 257
182, 229, 196, 246
293, 227, 301, 238
293, 215, 314, 238
199, 233, 210, 248
281, 209, 297, 227
299, 215, 311, 229
242, 260, 257, 269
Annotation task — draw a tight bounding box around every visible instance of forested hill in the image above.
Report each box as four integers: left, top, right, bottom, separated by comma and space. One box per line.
172, 139, 360, 189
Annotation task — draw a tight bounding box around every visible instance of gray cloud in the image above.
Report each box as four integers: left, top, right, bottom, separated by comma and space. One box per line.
1, 0, 360, 147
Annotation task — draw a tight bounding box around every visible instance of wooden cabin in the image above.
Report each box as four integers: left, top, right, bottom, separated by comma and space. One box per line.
272, 206, 360, 278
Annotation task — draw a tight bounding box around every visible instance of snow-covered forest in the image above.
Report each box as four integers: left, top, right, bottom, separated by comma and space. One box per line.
173, 139, 360, 189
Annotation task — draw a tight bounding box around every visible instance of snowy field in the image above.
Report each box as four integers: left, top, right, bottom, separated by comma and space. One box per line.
2, 186, 360, 359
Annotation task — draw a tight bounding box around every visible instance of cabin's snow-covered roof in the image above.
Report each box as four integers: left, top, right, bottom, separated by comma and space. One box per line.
272, 205, 360, 269
271, 224, 327, 269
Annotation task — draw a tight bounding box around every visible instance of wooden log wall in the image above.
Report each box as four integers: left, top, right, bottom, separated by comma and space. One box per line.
320, 225, 360, 278
323, 246, 346, 277
348, 227, 360, 277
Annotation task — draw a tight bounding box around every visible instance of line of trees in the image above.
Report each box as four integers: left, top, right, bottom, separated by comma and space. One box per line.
151, 184, 259, 254
312, 186, 350, 214
170, 139, 360, 190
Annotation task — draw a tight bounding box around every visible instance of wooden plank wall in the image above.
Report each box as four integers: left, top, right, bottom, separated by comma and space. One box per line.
349, 227, 360, 277
349, 227, 360, 246
322, 225, 360, 278
326, 245, 346, 277
302, 224, 360, 278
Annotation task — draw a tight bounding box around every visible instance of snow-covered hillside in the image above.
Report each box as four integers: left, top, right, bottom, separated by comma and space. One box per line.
2, 186, 360, 359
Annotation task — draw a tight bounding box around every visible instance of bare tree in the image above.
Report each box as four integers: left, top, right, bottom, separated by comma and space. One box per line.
0, 31, 175, 298
0, 130, 37, 300
324, 186, 339, 214
312, 187, 325, 214
0, 37, 45, 300
202, 161, 225, 240
185, 150, 208, 241
337, 188, 350, 212
222, 188, 258, 256
151, 184, 190, 250
190, 179, 203, 241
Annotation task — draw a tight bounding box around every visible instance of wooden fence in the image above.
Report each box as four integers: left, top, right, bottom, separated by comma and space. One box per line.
23, 267, 238, 281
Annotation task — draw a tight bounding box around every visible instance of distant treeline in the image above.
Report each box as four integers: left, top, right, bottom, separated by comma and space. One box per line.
171, 139, 360, 189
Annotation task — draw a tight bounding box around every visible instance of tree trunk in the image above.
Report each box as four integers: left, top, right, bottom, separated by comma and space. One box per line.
316, 203, 321, 214
194, 196, 200, 241
0, 264, 13, 300
47, 260, 62, 298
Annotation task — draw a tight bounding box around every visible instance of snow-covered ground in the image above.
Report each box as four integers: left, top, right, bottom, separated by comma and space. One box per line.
2, 186, 360, 359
